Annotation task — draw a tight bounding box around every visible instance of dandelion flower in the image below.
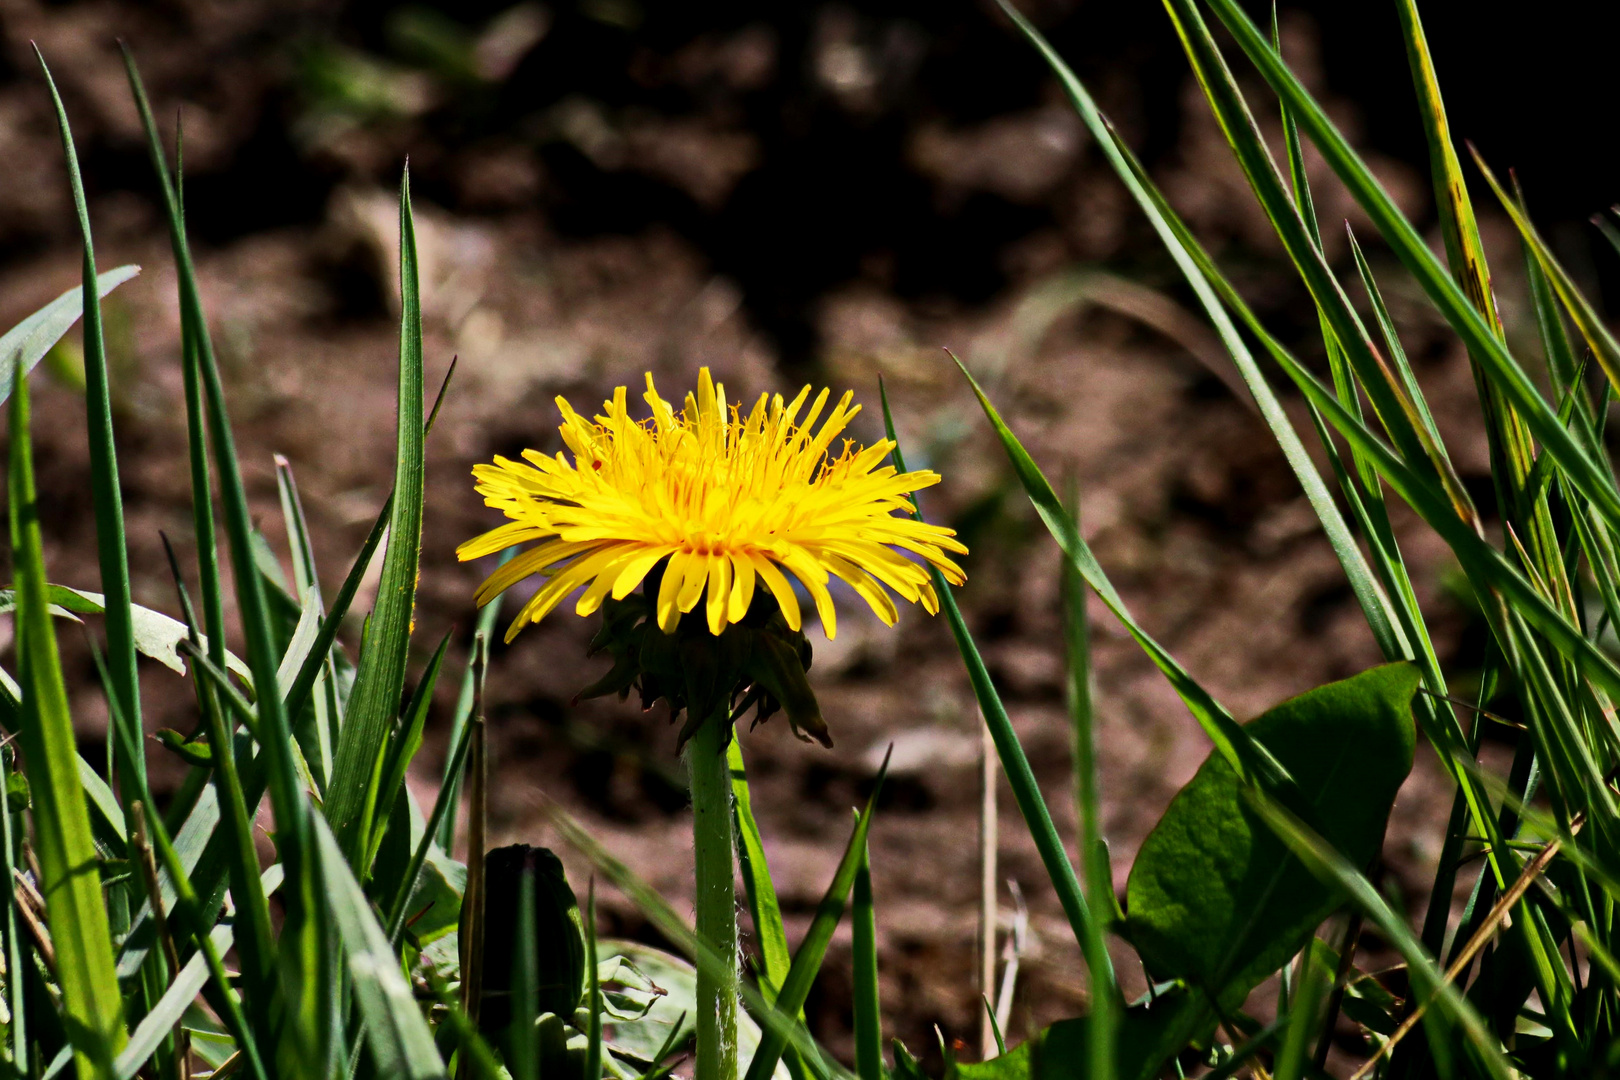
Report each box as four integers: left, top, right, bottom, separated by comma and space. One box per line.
458, 367, 967, 643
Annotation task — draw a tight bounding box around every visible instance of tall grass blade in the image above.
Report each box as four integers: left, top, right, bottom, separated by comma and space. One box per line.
1196, 0, 1620, 536
729, 739, 794, 1002
364, 631, 451, 872
742, 757, 888, 1080
1, 746, 25, 1073
277, 456, 340, 788
1061, 485, 1114, 1080
851, 836, 881, 1080
7, 362, 126, 1074
35, 50, 145, 791
327, 168, 427, 863
878, 382, 1108, 975
312, 815, 448, 1077
1158, 0, 1472, 525
385, 703, 477, 944
992, 0, 1409, 679
95, 620, 270, 1080
584, 881, 603, 1080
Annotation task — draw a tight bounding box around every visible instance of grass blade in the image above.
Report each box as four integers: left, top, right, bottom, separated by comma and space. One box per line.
1198, 0, 1620, 538
385, 693, 477, 944
585, 881, 603, 1080
544, 801, 850, 1080
1, 746, 26, 1073
1062, 485, 1114, 1080
850, 836, 881, 1080
879, 382, 1109, 977
327, 168, 427, 863
364, 631, 452, 873
0, 265, 139, 406
312, 814, 448, 1077
742, 756, 888, 1080
1244, 789, 1512, 1079
35, 49, 145, 792
729, 738, 794, 1002
8, 359, 126, 1073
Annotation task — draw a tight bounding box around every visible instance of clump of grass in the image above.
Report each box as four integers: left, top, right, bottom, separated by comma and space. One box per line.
8, 0, 1620, 1077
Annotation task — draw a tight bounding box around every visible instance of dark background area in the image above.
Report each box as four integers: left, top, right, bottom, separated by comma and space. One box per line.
1, 0, 1616, 1068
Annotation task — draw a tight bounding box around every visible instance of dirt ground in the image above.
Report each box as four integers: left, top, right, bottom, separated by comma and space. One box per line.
0, 0, 1575, 1069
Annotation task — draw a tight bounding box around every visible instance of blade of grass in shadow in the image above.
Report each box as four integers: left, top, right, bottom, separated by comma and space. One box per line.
385, 693, 477, 945
1061, 482, 1114, 1080
851, 836, 881, 1080
312, 814, 447, 1077
8, 361, 126, 1074
1243, 789, 1512, 1079
36, 50, 145, 795
277, 456, 340, 790
1195, 0, 1620, 537
742, 757, 889, 1080
1161, 0, 1474, 527
437, 578, 508, 852
327, 168, 427, 864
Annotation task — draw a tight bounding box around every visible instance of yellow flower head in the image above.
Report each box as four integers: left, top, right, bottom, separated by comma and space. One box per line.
459, 367, 968, 643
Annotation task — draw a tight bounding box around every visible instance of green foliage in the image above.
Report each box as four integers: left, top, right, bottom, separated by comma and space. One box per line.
1124, 664, 1419, 1006
13, 1, 1620, 1075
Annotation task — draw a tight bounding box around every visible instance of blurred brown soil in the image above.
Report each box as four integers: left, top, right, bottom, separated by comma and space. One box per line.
0, 0, 1509, 1071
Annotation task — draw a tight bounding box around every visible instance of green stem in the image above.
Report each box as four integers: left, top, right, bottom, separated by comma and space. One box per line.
688, 712, 739, 1080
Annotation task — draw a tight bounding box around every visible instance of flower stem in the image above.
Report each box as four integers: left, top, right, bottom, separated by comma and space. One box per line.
687, 711, 738, 1080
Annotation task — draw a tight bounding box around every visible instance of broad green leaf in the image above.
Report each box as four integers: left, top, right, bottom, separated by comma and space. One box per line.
0, 265, 139, 406
7, 354, 126, 1074
327, 168, 427, 862
312, 814, 447, 1077
945, 987, 1212, 1080
1125, 664, 1419, 1005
